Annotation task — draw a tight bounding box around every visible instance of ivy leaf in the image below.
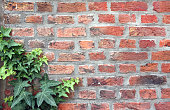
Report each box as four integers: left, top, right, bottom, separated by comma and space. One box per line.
35, 89, 56, 107
1, 26, 11, 37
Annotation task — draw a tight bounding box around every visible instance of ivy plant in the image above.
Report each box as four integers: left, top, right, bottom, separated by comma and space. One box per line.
0, 27, 79, 110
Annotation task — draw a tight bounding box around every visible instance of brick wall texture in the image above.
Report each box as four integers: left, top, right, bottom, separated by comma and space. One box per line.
3, 0, 170, 110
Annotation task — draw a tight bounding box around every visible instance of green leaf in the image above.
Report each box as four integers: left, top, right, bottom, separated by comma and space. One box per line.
1, 26, 11, 37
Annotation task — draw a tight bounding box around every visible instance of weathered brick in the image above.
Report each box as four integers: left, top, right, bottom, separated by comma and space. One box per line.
100, 90, 115, 99
12, 28, 34, 37
161, 88, 170, 99
160, 39, 170, 47
98, 64, 115, 73
141, 15, 158, 23
139, 40, 156, 48
5, 2, 34, 11
153, 1, 170, 13
48, 15, 74, 24
14, 39, 24, 45
79, 65, 95, 74
98, 39, 115, 49
90, 26, 124, 36
89, 52, 106, 61
140, 63, 158, 72
129, 75, 167, 85
163, 15, 170, 24
28, 40, 45, 48
119, 14, 136, 23
111, 2, 148, 11
88, 2, 107, 11
119, 39, 136, 48
114, 102, 150, 110
49, 41, 74, 50
110, 52, 148, 61
119, 64, 136, 73
78, 15, 94, 24
161, 63, 170, 73
48, 65, 74, 74
58, 2, 86, 13
79, 41, 94, 49
58, 103, 87, 110
98, 14, 115, 23
152, 51, 170, 61
4, 14, 20, 24
25, 15, 42, 23
120, 90, 136, 99
79, 90, 96, 99
91, 103, 109, 110
140, 89, 157, 99
154, 102, 170, 110
58, 53, 85, 62
57, 27, 86, 37
37, 2, 52, 12
37, 27, 54, 37
44, 52, 55, 62
87, 77, 123, 86
129, 27, 166, 36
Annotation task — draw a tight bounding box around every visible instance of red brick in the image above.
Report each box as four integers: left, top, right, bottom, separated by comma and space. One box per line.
161, 63, 170, 73
154, 102, 170, 110
140, 89, 157, 99
153, 1, 170, 13
37, 2, 52, 12
98, 64, 115, 73
89, 52, 106, 61
14, 39, 24, 45
78, 15, 94, 24
111, 2, 148, 11
48, 65, 74, 74
37, 27, 54, 37
58, 53, 85, 62
12, 28, 34, 37
79, 90, 96, 99
79, 65, 95, 74
119, 14, 136, 23
140, 63, 158, 72
160, 39, 170, 47
98, 14, 115, 23
139, 40, 156, 48
119, 64, 136, 73
87, 77, 123, 86
49, 41, 74, 50
4, 14, 20, 24
88, 2, 107, 11
110, 52, 148, 61
90, 26, 124, 36
120, 90, 136, 99
91, 103, 109, 110
57, 27, 86, 37
98, 39, 115, 49
79, 41, 94, 49
25, 15, 42, 23
58, 103, 87, 110
48, 15, 74, 24
129, 27, 166, 36
5, 2, 34, 11
129, 75, 167, 85
163, 15, 170, 24
119, 39, 136, 48
44, 52, 55, 62
28, 40, 45, 48
100, 90, 115, 99
152, 51, 170, 61
161, 88, 170, 98
58, 2, 86, 13
4, 89, 11, 96
141, 15, 158, 23
114, 102, 150, 110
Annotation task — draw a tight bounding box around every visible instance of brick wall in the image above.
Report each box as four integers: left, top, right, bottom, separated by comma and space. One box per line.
3, 0, 170, 110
